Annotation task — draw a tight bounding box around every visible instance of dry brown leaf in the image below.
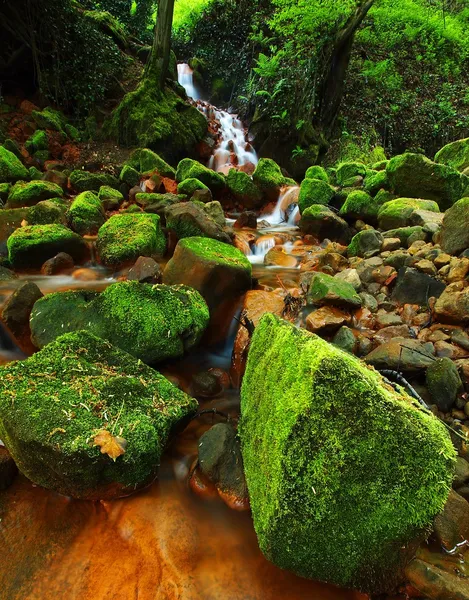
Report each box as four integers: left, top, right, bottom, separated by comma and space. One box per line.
93, 430, 127, 461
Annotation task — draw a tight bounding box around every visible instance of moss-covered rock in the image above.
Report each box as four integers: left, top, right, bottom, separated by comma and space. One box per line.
440, 197, 469, 256
305, 165, 328, 182
0, 147, 29, 183
307, 272, 362, 308
378, 198, 440, 230
426, 357, 463, 412
175, 158, 225, 193
163, 236, 251, 311
69, 170, 119, 193
382, 226, 426, 245
239, 314, 455, 594
136, 192, 184, 209
98, 186, 124, 210
0, 183, 11, 202
177, 177, 209, 197
31, 107, 64, 132
24, 130, 48, 154
30, 282, 209, 363
96, 213, 166, 268
28, 200, 67, 225
252, 158, 292, 201
299, 205, 352, 244
127, 148, 176, 178
336, 161, 366, 186
7, 224, 88, 269
0, 330, 197, 499
386, 153, 466, 210
435, 138, 469, 173
6, 180, 63, 208
203, 201, 225, 227
119, 165, 140, 187
364, 170, 389, 195
339, 190, 384, 221
298, 178, 334, 214
67, 191, 105, 235
3, 139, 22, 158
348, 229, 384, 258
226, 169, 263, 209
165, 202, 231, 243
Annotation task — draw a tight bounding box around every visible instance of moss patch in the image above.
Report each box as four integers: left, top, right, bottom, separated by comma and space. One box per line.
127, 148, 176, 179
175, 158, 225, 193
7, 181, 63, 208
67, 191, 105, 235
177, 177, 209, 197
378, 198, 439, 230
298, 178, 334, 214
70, 170, 119, 193
0, 147, 29, 183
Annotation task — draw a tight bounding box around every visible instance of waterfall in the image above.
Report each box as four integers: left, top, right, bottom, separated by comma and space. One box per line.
261, 186, 300, 226
177, 63, 201, 100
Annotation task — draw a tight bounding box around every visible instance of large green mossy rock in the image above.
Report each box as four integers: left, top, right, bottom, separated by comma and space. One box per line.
336, 161, 366, 186
7, 181, 63, 208
7, 224, 88, 269
0, 331, 197, 500
67, 191, 105, 235
307, 271, 362, 308
252, 158, 294, 201
127, 148, 176, 178
96, 213, 166, 268
69, 170, 119, 193
226, 169, 263, 209
378, 198, 440, 230
298, 178, 334, 214
165, 202, 231, 243
239, 314, 455, 594
175, 158, 225, 193
386, 153, 466, 210
435, 138, 469, 172
177, 177, 209, 198
28, 200, 67, 225
440, 197, 469, 256
339, 189, 385, 221
30, 281, 209, 364
299, 205, 352, 244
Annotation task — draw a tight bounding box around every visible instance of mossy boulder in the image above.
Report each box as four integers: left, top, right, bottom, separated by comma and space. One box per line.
119, 165, 140, 187
24, 130, 48, 154
382, 226, 426, 246
203, 201, 225, 227
7, 224, 88, 269
435, 138, 469, 172
67, 191, 106, 235
440, 197, 469, 256
252, 158, 293, 201
336, 161, 366, 186
28, 200, 67, 225
364, 170, 389, 196
239, 314, 455, 594
386, 153, 466, 210
177, 177, 209, 198
307, 272, 362, 308
298, 178, 334, 214
69, 170, 119, 193
163, 237, 252, 311
339, 190, 384, 221
378, 198, 439, 230
96, 213, 166, 268
299, 205, 352, 244
348, 229, 384, 258
30, 282, 209, 364
226, 169, 263, 209
0, 147, 29, 183
165, 202, 231, 243
127, 148, 175, 178
426, 357, 463, 412
7, 181, 63, 208
31, 107, 64, 132
0, 330, 198, 500
305, 165, 328, 182
98, 186, 124, 210
175, 159, 225, 193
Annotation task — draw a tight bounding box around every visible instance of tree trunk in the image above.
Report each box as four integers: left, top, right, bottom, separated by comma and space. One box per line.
146, 0, 175, 88
318, 0, 374, 134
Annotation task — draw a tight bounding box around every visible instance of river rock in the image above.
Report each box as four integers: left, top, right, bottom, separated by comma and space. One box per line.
334, 268, 361, 290
433, 489, 469, 552
6, 181, 64, 209
239, 314, 454, 594
127, 256, 162, 284
252, 158, 293, 202
378, 198, 440, 230
307, 272, 362, 309
0, 446, 18, 491
386, 153, 466, 210
347, 229, 383, 258
435, 137, 469, 172
198, 423, 249, 509
165, 201, 230, 243
226, 169, 263, 209
127, 147, 176, 178
434, 283, 469, 324
0, 146, 29, 182
163, 237, 251, 312
69, 170, 119, 193
406, 554, 469, 600
440, 197, 469, 256
306, 306, 350, 334
454, 457, 469, 488
299, 205, 352, 244
392, 267, 446, 305
298, 178, 334, 213
30, 281, 209, 363
0, 331, 198, 499
339, 189, 384, 221
7, 224, 89, 269
96, 213, 166, 268
98, 185, 124, 210
28, 199, 67, 226
175, 158, 225, 194
1, 281, 43, 354
365, 338, 436, 372
41, 252, 74, 275
426, 357, 463, 412
67, 191, 105, 235
336, 161, 366, 186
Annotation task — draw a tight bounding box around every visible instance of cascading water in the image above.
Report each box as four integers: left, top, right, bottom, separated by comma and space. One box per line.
261, 186, 301, 227
177, 63, 201, 100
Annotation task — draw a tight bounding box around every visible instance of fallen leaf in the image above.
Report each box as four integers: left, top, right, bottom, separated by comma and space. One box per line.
93, 429, 127, 461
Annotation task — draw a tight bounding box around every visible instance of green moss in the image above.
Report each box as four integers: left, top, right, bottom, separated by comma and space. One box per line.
65, 124, 81, 142
96, 213, 166, 268
165, 201, 229, 242
98, 186, 124, 210
382, 226, 425, 245
69, 170, 119, 193
336, 161, 366, 186
339, 190, 384, 221
7, 181, 64, 208
83, 10, 129, 48
7, 224, 88, 269
120, 165, 140, 187
0, 330, 197, 499
226, 169, 263, 208
29, 166, 43, 180
307, 272, 362, 307
177, 236, 252, 272
364, 170, 389, 195
135, 192, 184, 208
0, 183, 11, 202
305, 165, 328, 182
378, 198, 439, 230
386, 153, 465, 210
252, 158, 290, 195
33, 150, 50, 164
127, 148, 176, 178
239, 314, 455, 593
25, 130, 48, 154
177, 178, 209, 196
298, 178, 334, 214
28, 200, 67, 225
440, 196, 469, 255
30, 282, 210, 364
124, 204, 142, 213
434, 138, 469, 172
3, 139, 22, 158
175, 158, 225, 193
31, 107, 64, 132
372, 160, 389, 171
67, 191, 105, 235
0, 146, 29, 183
348, 229, 383, 258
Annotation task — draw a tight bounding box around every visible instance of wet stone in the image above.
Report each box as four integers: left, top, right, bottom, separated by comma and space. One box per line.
0, 446, 18, 491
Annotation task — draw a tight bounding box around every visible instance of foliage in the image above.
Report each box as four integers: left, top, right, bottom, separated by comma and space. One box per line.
81, 0, 155, 33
